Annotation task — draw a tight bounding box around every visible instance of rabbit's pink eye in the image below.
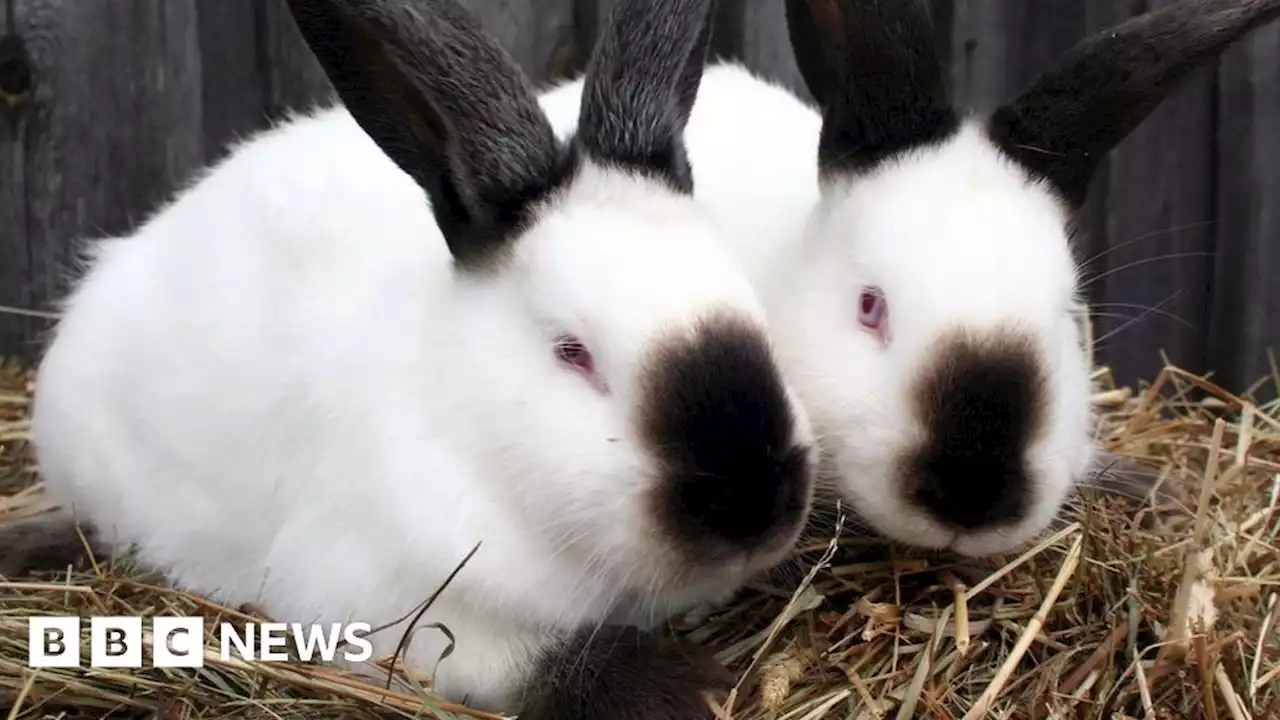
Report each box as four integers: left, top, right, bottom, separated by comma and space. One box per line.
555, 334, 597, 376
858, 287, 888, 335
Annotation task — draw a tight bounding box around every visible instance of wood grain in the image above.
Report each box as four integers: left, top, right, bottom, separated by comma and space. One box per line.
1211, 19, 1280, 397
739, 0, 807, 101
1082, 0, 1218, 386
1, 0, 204, 358
197, 0, 332, 164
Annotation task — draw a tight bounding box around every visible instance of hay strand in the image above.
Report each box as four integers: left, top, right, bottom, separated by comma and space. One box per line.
963, 533, 1084, 719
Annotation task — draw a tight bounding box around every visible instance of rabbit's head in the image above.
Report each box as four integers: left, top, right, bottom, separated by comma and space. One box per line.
288, 0, 815, 606
773, 0, 1279, 556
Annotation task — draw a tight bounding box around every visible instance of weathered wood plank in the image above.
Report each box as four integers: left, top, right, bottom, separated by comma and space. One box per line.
196, 0, 270, 161
1, 0, 204, 361
197, 0, 332, 164
708, 0, 744, 66
258, 0, 333, 116
1210, 20, 1280, 397
198, 0, 579, 163
1084, 1, 1218, 387
948, 0, 1086, 111
465, 0, 579, 87
739, 0, 807, 100
0, 3, 33, 354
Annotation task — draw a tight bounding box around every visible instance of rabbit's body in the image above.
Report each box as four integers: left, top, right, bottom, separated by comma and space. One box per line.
31, 0, 815, 716
36, 107, 713, 703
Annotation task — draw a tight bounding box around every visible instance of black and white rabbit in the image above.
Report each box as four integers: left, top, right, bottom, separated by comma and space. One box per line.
539, 0, 1280, 558
24, 0, 816, 716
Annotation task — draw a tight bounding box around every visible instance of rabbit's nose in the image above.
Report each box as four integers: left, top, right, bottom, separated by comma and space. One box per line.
674, 442, 814, 548
911, 456, 1029, 530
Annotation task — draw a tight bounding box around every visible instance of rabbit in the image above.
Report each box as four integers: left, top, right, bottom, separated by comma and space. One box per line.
26, 0, 817, 716
536, 0, 1280, 560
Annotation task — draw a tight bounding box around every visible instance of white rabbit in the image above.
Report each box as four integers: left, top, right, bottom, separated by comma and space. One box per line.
539, 0, 1280, 559
26, 0, 816, 716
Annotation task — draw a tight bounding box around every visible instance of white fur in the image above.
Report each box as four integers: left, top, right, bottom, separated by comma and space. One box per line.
541, 63, 1098, 557
31, 98, 812, 711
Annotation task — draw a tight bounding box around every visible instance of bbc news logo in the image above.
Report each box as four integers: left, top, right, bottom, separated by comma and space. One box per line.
28, 616, 374, 668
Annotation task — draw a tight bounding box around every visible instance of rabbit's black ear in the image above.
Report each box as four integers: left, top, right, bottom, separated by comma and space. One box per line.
989, 0, 1280, 210
576, 0, 717, 195
285, 0, 570, 270
784, 0, 959, 177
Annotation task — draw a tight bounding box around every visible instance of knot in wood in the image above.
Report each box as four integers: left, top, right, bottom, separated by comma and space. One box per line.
0, 34, 35, 108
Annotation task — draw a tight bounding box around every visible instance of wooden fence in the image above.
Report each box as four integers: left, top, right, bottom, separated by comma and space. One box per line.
1, 0, 1277, 396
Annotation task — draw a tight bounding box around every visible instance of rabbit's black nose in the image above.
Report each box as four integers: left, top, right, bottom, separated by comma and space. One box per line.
903, 328, 1046, 530
912, 456, 1029, 530
638, 312, 814, 556
670, 442, 813, 546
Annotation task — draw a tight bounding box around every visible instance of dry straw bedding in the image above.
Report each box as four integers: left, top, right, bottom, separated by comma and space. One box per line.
1, 355, 1279, 719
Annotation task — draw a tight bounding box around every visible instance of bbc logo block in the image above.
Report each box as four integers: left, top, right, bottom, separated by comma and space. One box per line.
27, 616, 374, 668
153, 616, 205, 668
28, 617, 81, 668
90, 616, 143, 668
29, 616, 199, 669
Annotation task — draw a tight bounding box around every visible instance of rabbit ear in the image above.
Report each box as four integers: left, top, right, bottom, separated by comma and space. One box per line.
784, 0, 959, 177
989, 0, 1280, 209
575, 0, 717, 194
285, 0, 568, 270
